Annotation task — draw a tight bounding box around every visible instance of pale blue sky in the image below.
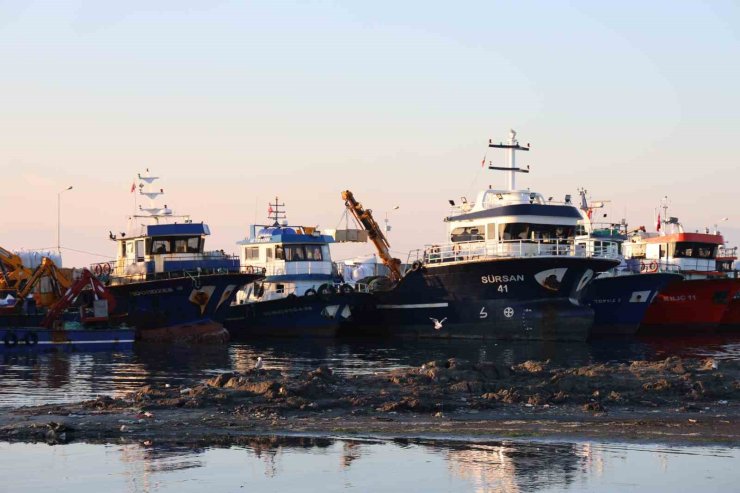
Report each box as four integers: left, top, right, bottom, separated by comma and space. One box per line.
1, 1, 738, 265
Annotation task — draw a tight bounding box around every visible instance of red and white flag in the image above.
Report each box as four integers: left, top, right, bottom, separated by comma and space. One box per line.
656, 213, 661, 231
130, 181, 136, 193
268, 205, 273, 215
481, 154, 487, 168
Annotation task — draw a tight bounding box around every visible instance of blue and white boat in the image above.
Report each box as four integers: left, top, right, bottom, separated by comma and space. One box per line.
576, 190, 682, 336
92, 171, 263, 342
223, 198, 370, 338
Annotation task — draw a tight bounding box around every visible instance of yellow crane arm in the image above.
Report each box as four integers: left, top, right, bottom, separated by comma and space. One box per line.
341, 190, 403, 283
14, 257, 72, 302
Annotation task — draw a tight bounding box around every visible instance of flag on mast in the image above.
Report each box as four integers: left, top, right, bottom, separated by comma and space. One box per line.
656, 212, 661, 231
481, 154, 487, 168
130, 181, 136, 193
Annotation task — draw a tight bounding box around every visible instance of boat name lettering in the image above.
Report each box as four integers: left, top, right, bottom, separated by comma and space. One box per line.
591, 298, 620, 304
481, 274, 525, 284
131, 288, 176, 296
660, 294, 698, 302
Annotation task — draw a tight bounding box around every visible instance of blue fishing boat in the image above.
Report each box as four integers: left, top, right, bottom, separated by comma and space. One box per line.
222, 198, 370, 338
92, 171, 263, 342
576, 191, 682, 336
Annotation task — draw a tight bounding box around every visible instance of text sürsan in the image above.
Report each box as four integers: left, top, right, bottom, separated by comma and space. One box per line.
481, 274, 525, 284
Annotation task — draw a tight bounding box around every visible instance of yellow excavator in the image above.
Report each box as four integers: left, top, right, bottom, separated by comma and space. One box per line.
341, 190, 403, 283
0, 246, 33, 290
0, 255, 73, 311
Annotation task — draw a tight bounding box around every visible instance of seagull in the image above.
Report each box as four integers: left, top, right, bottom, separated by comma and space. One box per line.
254, 356, 264, 370
429, 317, 447, 330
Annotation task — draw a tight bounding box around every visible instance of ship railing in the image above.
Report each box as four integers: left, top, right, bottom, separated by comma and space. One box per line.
413, 238, 622, 266
240, 261, 333, 277
99, 254, 243, 285
622, 258, 682, 274
718, 245, 738, 258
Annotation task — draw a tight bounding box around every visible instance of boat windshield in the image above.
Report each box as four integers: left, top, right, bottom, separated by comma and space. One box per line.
277, 244, 325, 262
499, 223, 574, 241
670, 242, 717, 259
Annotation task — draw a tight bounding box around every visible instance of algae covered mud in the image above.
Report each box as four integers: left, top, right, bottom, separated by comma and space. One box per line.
2, 355, 739, 445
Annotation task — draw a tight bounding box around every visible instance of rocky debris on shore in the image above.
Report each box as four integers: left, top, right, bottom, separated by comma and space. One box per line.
1, 357, 738, 444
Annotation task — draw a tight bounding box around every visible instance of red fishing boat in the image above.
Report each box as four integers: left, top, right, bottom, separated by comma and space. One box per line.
622, 210, 740, 333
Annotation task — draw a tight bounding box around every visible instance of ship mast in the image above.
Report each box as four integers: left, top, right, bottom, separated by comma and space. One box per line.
488, 129, 530, 191
268, 196, 287, 226
131, 170, 188, 224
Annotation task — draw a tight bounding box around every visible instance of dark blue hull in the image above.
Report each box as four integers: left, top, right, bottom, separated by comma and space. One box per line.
108, 273, 261, 338
223, 292, 373, 338
584, 273, 683, 336
354, 256, 619, 341
0, 325, 134, 352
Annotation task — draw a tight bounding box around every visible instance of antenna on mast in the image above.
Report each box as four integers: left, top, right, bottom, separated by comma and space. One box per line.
488, 129, 531, 190
268, 197, 287, 226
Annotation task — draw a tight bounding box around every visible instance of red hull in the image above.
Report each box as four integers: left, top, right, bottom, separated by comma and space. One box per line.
720, 282, 740, 328
640, 278, 739, 333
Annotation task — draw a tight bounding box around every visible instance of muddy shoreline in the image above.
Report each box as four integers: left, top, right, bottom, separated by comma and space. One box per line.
2, 356, 738, 447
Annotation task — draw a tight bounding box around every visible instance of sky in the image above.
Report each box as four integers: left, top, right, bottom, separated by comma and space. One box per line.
1, 0, 739, 267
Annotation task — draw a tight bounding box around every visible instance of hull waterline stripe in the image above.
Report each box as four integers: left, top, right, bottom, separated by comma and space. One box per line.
377, 303, 449, 309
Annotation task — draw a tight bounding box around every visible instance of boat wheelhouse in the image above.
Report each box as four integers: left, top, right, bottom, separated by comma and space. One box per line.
414, 133, 620, 267
106, 182, 240, 283
623, 231, 723, 278
235, 198, 339, 303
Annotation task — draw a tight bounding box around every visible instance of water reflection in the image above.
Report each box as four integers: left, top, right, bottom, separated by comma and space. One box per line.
1, 335, 739, 408
1, 437, 735, 493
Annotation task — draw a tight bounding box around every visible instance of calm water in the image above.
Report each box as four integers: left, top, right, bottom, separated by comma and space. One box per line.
1, 437, 736, 492
1, 336, 739, 408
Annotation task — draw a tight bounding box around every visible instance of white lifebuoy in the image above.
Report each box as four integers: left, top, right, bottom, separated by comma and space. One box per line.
648, 261, 658, 273
639, 260, 647, 273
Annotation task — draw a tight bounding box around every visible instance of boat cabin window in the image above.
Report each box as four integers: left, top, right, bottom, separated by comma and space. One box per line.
244, 247, 260, 261
266, 247, 273, 260
450, 225, 485, 243
669, 242, 717, 259
276, 283, 285, 294
499, 223, 574, 241
275, 245, 285, 260
149, 236, 202, 255
152, 239, 170, 254
305, 245, 322, 261
283, 244, 324, 262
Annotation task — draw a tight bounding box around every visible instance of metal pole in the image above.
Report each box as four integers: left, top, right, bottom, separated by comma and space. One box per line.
57, 186, 73, 257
